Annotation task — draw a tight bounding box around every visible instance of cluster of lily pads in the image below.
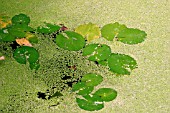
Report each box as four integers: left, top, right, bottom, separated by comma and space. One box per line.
0, 13, 147, 111
72, 73, 117, 111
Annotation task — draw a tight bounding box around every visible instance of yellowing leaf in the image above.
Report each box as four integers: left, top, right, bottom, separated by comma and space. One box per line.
75, 23, 101, 42
16, 38, 32, 47
0, 15, 11, 29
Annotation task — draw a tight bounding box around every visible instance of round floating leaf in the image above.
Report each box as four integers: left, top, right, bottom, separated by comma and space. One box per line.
101, 22, 127, 41
76, 95, 104, 111
0, 29, 15, 41
94, 88, 117, 102
26, 33, 38, 43
72, 82, 94, 95
11, 13, 30, 25
81, 73, 103, 86
117, 28, 147, 44
37, 22, 61, 34
75, 23, 101, 42
13, 46, 39, 64
8, 24, 33, 38
82, 44, 111, 62
56, 31, 85, 51
108, 53, 137, 75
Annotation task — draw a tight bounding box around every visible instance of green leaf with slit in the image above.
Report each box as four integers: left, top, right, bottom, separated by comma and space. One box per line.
117, 28, 147, 44
82, 44, 111, 62
37, 22, 61, 34
81, 73, 103, 86
56, 31, 85, 51
11, 13, 30, 25
13, 46, 39, 64
76, 95, 104, 111
108, 53, 137, 75
75, 23, 101, 42
101, 22, 127, 41
72, 82, 94, 95
93, 88, 117, 102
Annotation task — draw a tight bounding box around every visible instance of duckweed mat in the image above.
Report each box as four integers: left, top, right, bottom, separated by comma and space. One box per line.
0, 0, 169, 113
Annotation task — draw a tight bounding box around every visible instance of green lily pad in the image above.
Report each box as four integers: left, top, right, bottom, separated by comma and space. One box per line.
108, 53, 137, 75
37, 22, 61, 34
101, 22, 127, 41
11, 13, 30, 25
117, 28, 147, 44
8, 24, 33, 38
0, 29, 15, 42
13, 46, 39, 64
81, 73, 103, 86
56, 31, 85, 51
93, 88, 117, 102
82, 44, 111, 62
75, 23, 101, 42
72, 82, 94, 95
76, 95, 104, 111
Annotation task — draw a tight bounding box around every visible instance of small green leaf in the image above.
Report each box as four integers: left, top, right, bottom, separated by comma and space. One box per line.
76, 95, 104, 111
37, 22, 61, 34
72, 82, 94, 95
56, 31, 85, 51
101, 22, 127, 41
13, 46, 39, 64
108, 53, 137, 75
11, 13, 30, 25
75, 23, 101, 42
82, 44, 111, 62
81, 73, 103, 86
49, 91, 63, 99
94, 88, 117, 102
117, 28, 147, 44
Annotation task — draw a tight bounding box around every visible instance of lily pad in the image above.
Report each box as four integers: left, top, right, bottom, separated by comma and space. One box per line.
29, 60, 40, 70
13, 46, 39, 64
108, 53, 137, 75
56, 31, 85, 51
117, 28, 147, 44
37, 22, 61, 34
75, 23, 101, 42
76, 95, 104, 111
8, 24, 33, 38
101, 22, 127, 41
81, 73, 103, 86
93, 88, 117, 102
82, 44, 111, 62
0, 29, 15, 41
72, 82, 94, 95
11, 13, 30, 25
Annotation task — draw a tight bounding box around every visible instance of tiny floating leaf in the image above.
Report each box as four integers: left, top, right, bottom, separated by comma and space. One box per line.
13, 46, 39, 64
117, 28, 147, 44
101, 22, 127, 41
75, 23, 101, 42
108, 53, 137, 75
56, 31, 85, 51
93, 88, 117, 102
81, 73, 103, 86
82, 44, 111, 62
